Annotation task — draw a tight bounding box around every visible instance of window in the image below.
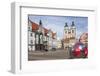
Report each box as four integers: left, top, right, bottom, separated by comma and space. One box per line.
72, 30, 74, 33
30, 40, 33, 44
68, 31, 71, 34
43, 36, 46, 41
28, 26, 31, 31
40, 35, 43, 44
36, 35, 39, 44
30, 33, 32, 37
65, 31, 67, 33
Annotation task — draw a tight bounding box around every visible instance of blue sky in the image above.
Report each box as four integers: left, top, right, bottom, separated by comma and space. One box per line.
28, 15, 88, 39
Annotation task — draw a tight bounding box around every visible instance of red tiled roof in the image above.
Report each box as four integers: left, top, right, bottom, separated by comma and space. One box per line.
30, 20, 56, 39
31, 22, 39, 31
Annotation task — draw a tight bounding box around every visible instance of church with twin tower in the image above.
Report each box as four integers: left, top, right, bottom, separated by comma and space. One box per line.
63, 21, 76, 49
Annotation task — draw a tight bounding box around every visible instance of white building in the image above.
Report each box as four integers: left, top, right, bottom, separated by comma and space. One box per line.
28, 19, 57, 51
28, 20, 35, 51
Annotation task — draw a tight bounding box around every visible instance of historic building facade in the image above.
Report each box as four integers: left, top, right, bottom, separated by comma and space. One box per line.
79, 33, 88, 45
63, 21, 76, 49
28, 19, 57, 51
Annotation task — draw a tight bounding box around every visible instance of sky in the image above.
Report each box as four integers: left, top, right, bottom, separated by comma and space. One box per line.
28, 15, 88, 40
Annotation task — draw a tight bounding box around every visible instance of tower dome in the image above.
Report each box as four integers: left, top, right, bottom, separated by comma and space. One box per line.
64, 22, 68, 27
71, 21, 75, 27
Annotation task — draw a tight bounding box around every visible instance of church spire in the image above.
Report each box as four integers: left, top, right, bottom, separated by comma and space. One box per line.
71, 21, 75, 27
39, 20, 42, 26
64, 22, 68, 27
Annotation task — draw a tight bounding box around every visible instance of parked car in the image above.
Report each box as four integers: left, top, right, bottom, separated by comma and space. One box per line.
69, 42, 88, 58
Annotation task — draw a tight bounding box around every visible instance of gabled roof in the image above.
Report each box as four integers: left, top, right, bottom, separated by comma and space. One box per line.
43, 27, 49, 34
29, 20, 56, 39
31, 22, 39, 31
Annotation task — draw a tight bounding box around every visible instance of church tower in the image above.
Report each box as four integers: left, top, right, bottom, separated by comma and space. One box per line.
64, 22, 69, 39
39, 20, 43, 32
70, 21, 76, 46
63, 21, 76, 49
70, 21, 76, 38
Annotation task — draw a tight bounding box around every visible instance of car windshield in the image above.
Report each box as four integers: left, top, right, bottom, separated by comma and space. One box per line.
73, 42, 84, 50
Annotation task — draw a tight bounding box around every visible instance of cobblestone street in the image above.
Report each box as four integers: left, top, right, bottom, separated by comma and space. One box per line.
28, 49, 70, 60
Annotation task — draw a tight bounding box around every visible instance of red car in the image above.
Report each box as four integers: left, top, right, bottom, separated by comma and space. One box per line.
70, 42, 88, 58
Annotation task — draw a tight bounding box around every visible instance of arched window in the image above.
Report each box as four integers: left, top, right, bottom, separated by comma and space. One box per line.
65, 30, 67, 33
72, 30, 74, 33
36, 34, 39, 44
40, 34, 43, 44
